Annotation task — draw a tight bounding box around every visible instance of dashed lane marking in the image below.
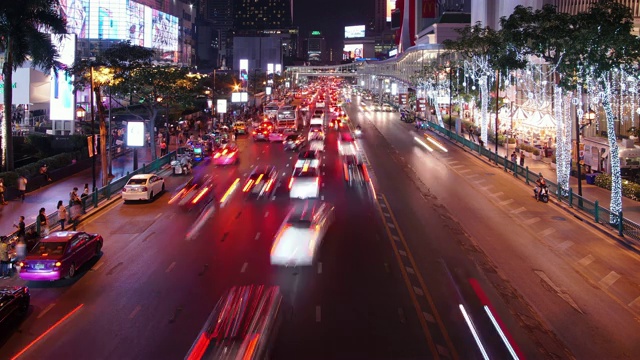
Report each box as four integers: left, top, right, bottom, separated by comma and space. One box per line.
423, 312, 436, 323
392, 235, 400, 241
241, 262, 248, 273
599, 271, 621, 288
316, 306, 321, 322
264, 211, 269, 217
165, 262, 176, 273
499, 199, 514, 206
321, 195, 325, 200
154, 213, 163, 220
511, 207, 526, 214
523, 217, 541, 225
255, 232, 261, 240
318, 262, 322, 274
384, 212, 391, 217
539, 228, 556, 237
628, 296, 640, 309
414, 286, 424, 296
577, 254, 595, 267
129, 305, 142, 319
398, 249, 407, 256
406, 266, 415, 274
37, 303, 56, 319
387, 223, 396, 229
491, 192, 504, 197
92, 261, 105, 271
557, 240, 574, 251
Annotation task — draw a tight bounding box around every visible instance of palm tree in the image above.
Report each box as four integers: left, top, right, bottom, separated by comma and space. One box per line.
0, 0, 66, 171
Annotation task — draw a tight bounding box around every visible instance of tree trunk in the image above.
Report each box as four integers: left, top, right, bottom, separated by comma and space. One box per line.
561, 91, 573, 195
554, 85, 567, 192
2, 51, 14, 172
149, 108, 158, 161
93, 86, 108, 186
601, 76, 623, 223
480, 74, 488, 144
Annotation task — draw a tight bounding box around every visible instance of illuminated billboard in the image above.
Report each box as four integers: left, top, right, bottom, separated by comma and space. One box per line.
50, 34, 76, 121
386, 0, 395, 21
343, 44, 363, 59
345, 25, 365, 39
126, 122, 145, 147
239, 59, 249, 90
59, 0, 89, 37
151, 9, 179, 52
267, 63, 274, 75
275, 64, 282, 75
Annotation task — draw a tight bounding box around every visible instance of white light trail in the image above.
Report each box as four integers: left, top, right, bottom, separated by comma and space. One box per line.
459, 304, 490, 360
413, 137, 434, 152
425, 136, 448, 152
484, 305, 519, 359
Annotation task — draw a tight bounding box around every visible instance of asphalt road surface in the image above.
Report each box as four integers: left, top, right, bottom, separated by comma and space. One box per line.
1, 93, 639, 360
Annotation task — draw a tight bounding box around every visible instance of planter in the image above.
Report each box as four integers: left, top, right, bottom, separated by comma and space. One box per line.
507, 143, 516, 149
550, 162, 557, 169
532, 154, 542, 161
523, 151, 531, 158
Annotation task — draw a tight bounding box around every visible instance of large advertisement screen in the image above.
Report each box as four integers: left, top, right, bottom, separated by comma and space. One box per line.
343, 44, 363, 59
239, 59, 249, 90
70, 0, 178, 53
345, 25, 365, 39
126, 122, 145, 147
50, 34, 76, 121
386, 0, 396, 21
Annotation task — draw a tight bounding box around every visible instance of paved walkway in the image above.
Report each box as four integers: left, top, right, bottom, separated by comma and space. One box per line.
454, 130, 640, 224
1, 141, 175, 235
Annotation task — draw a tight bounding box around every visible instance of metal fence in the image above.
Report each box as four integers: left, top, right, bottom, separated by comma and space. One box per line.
423, 120, 639, 243
6, 150, 177, 243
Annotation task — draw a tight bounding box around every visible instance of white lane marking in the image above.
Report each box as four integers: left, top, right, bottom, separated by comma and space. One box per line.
322, 183, 325, 187
165, 262, 177, 273
318, 262, 322, 274
523, 217, 541, 225
380, 203, 387, 208
423, 312, 436, 323
628, 296, 640, 309
154, 213, 163, 220
320, 195, 325, 200
129, 305, 142, 319
557, 240, 574, 251
93, 261, 105, 271
577, 254, 595, 267
539, 228, 556, 237
37, 303, 56, 319
405, 266, 415, 274
467, 174, 479, 178
282, 172, 287, 176
265, 211, 269, 217
255, 232, 261, 240
499, 199, 514, 206
480, 185, 493, 190
392, 235, 400, 241
286, 164, 290, 167
322, 172, 326, 175
383, 212, 391, 217
491, 192, 504, 197
451, 165, 464, 169
458, 169, 471, 173
271, 195, 276, 200
398, 249, 407, 256
316, 306, 321, 322
511, 207, 526, 214
241, 262, 248, 273
413, 286, 424, 296
599, 271, 621, 288
387, 223, 395, 228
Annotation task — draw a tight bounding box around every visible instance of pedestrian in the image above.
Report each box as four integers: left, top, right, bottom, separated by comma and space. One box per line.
511, 151, 517, 163
39, 164, 52, 182
57, 200, 67, 231
36, 207, 49, 237
17, 175, 27, 202
0, 178, 7, 205
0, 237, 9, 279
70, 187, 80, 207
520, 151, 525, 166
160, 140, 167, 156
69, 201, 81, 231
14, 237, 26, 264
13, 216, 25, 240
82, 183, 90, 199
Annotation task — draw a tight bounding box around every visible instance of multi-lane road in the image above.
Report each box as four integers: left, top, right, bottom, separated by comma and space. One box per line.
1, 92, 639, 360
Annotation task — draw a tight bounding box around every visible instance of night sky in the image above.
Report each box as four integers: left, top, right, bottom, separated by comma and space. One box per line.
293, 0, 375, 59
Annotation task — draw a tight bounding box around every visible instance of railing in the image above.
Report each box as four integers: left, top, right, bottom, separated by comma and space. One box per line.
423, 120, 639, 244
5, 149, 177, 245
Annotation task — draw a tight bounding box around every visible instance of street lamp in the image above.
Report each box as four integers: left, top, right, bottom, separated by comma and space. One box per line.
76, 106, 86, 120
576, 108, 597, 197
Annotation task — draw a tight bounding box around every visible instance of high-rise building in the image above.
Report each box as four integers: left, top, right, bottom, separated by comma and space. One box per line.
234, 0, 293, 30
195, 0, 234, 70
306, 31, 327, 64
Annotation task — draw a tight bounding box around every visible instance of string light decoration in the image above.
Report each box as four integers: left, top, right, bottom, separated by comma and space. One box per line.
601, 76, 623, 223
554, 85, 567, 192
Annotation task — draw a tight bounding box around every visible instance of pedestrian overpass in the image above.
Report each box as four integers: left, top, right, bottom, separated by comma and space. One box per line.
286, 63, 361, 77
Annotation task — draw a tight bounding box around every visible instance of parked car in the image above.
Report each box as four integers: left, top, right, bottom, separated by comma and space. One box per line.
0, 286, 30, 327
18, 231, 103, 281
122, 174, 165, 202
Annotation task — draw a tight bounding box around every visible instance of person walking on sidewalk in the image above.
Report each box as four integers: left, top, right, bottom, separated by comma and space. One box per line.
36, 207, 49, 238
0, 179, 8, 205
520, 151, 525, 167
69, 202, 81, 231
81, 184, 89, 199
14, 216, 25, 240
17, 175, 27, 202
57, 200, 67, 231
511, 151, 517, 164
0, 237, 10, 279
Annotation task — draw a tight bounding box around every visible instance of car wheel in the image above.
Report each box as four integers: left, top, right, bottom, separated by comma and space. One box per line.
95, 242, 102, 256
18, 299, 29, 316
161, 183, 165, 192
149, 191, 154, 200
66, 263, 76, 279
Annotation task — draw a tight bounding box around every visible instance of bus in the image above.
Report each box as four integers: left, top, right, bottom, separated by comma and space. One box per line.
276, 105, 298, 130
264, 102, 280, 120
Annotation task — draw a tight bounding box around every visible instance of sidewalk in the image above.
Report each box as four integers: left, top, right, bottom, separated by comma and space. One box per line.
458, 131, 640, 225
1, 141, 175, 235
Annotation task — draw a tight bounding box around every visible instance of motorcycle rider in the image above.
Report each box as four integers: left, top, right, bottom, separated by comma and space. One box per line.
180, 155, 192, 174
534, 174, 547, 201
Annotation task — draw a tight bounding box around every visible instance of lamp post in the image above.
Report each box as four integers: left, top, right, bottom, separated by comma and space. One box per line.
576, 108, 597, 197
446, 65, 453, 132
76, 106, 86, 121
89, 66, 97, 192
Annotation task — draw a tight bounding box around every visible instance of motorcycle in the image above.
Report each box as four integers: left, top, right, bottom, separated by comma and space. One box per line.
171, 155, 192, 175
534, 185, 549, 203
354, 127, 362, 137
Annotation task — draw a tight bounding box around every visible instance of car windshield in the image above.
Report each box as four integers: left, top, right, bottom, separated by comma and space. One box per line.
289, 219, 312, 228
32, 242, 67, 256
298, 151, 317, 159
127, 178, 148, 185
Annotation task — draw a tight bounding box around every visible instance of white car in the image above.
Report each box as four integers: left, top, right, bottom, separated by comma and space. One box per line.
268, 130, 286, 142
309, 139, 325, 152
270, 201, 335, 266
289, 162, 320, 199
122, 174, 165, 202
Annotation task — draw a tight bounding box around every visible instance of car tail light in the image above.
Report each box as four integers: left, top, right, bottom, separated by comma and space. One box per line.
243, 179, 254, 192
214, 153, 221, 158
18, 261, 25, 267
122, 188, 127, 192
252, 131, 257, 135
263, 131, 268, 135
54, 261, 62, 267
142, 186, 148, 192
265, 179, 274, 192
192, 186, 210, 204
288, 178, 294, 189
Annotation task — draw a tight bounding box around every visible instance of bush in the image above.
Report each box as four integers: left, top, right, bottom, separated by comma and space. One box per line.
594, 173, 640, 201
508, 137, 516, 144
0, 149, 89, 187
532, 149, 540, 156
